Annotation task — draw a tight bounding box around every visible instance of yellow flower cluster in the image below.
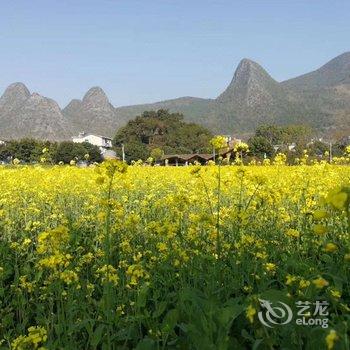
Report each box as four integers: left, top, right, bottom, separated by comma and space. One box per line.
326, 186, 349, 210
37, 226, 69, 255
96, 264, 119, 286
11, 326, 47, 350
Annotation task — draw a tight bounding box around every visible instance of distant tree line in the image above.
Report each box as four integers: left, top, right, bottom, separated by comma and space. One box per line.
113, 109, 350, 164
0, 139, 102, 164
247, 124, 348, 162
2, 111, 349, 166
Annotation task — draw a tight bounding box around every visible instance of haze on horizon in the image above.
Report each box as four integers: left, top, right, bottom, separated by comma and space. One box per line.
1, 0, 349, 108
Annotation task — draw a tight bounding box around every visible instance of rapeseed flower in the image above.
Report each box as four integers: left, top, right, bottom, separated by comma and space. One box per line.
324, 243, 338, 253
313, 209, 328, 220
264, 262, 276, 272
312, 277, 329, 289
12, 326, 47, 350
286, 228, 300, 238
96, 264, 119, 286
325, 329, 338, 350
326, 187, 349, 210
246, 304, 256, 323
313, 224, 327, 235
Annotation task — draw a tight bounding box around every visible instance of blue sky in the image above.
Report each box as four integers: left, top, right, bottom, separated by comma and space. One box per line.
0, 0, 349, 107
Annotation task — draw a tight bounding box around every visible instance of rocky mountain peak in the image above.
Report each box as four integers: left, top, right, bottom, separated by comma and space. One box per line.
233, 58, 276, 85
0, 87, 71, 141
63, 99, 82, 114
235, 58, 262, 72
216, 58, 279, 105
26, 93, 61, 113
82, 86, 110, 109
62, 87, 117, 137
0, 82, 30, 111
30, 92, 45, 101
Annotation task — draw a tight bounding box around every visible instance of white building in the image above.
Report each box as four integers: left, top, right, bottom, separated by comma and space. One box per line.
288, 142, 296, 151
72, 132, 113, 153
72, 132, 115, 158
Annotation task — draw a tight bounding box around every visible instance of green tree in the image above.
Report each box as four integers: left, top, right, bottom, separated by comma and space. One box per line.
0, 143, 12, 162
307, 140, 329, 157
0, 139, 103, 164
53, 142, 89, 164
0, 139, 50, 163
248, 136, 274, 158
255, 125, 283, 144
116, 141, 149, 163
150, 148, 164, 162
256, 124, 312, 147
281, 125, 312, 146
113, 110, 212, 162
333, 137, 349, 156
81, 142, 103, 163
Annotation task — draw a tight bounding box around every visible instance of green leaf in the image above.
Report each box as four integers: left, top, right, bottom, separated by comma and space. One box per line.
217, 304, 243, 328
252, 339, 263, 350
135, 338, 156, 350
162, 308, 179, 333
241, 329, 255, 342
90, 324, 106, 348
136, 284, 149, 308
152, 300, 168, 318
259, 289, 290, 304
320, 254, 333, 263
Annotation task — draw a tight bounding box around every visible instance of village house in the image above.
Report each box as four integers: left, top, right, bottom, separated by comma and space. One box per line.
72, 132, 112, 149
72, 132, 117, 159
161, 153, 213, 166
273, 143, 297, 152
161, 135, 244, 166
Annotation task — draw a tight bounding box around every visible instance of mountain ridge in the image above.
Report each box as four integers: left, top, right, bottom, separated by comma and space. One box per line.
282, 52, 350, 90
1, 52, 350, 140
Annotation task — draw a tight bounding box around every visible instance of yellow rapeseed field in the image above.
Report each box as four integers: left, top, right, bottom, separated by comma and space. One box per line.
0, 162, 349, 349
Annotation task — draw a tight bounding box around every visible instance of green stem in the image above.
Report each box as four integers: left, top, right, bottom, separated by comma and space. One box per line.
216, 162, 222, 259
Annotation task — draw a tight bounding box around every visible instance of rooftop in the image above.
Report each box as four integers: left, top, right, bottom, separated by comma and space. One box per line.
74, 132, 112, 141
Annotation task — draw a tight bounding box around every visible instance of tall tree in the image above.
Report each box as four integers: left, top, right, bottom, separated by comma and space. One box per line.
248, 136, 274, 158
113, 110, 213, 162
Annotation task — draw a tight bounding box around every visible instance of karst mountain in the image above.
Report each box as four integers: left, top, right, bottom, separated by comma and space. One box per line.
0, 52, 350, 140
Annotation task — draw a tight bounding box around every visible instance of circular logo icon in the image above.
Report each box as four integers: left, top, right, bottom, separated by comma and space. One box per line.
258, 298, 293, 328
